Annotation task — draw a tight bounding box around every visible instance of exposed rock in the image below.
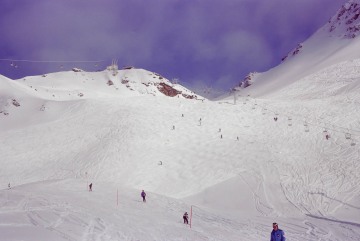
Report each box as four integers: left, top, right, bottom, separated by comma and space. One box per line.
72, 68, 83, 72
292, 44, 303, 56
282, 44, 303, 62
327, 0, 360, 38
181, 93, 198, 99
156, 83, 181, 97
239, 72, 256, 88
12, 99, 20, 107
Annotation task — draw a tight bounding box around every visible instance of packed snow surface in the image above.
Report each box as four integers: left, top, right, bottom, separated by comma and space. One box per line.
0, 63, 360, 240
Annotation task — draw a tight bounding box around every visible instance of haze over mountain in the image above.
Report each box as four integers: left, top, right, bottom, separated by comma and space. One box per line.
1, 1, 360, 240
0, 0, 345, 93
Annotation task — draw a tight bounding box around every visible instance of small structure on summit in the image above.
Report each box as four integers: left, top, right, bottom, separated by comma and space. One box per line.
107, 59, 118, 76
123, 66, 134, 70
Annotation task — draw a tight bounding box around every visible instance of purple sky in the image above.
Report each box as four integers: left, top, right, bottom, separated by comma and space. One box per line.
0, 0, 345, 94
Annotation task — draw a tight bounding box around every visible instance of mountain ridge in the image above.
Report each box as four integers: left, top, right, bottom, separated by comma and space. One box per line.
236, 0, 360, 98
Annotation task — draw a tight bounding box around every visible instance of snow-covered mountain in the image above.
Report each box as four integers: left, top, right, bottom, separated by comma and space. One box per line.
327, 0, 360, 39
0, 67, 202, 130
1, 1, 360, 240
238, 0, 360, 99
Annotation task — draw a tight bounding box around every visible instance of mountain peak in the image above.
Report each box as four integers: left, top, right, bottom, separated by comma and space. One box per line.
326, 0, 360, 38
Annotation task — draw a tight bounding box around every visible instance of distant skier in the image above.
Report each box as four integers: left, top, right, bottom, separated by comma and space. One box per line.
141, 190, 146, 202
220, 134, 223, 139
172, 125, 175, 130
158, 161, 163, 165
89, 183, 93, 192
183, 212, 189, 224
274, 117, 278, 122
270, 222, 286, 241
237, 136, 239, 141
8, 183, 11, 190
325, 134, 330, 140
182, 114, 184, 117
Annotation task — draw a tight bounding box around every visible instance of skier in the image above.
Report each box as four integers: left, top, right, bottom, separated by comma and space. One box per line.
8, 183, 11, 189
183, 212, 189, 224
270, 222, 286, 241
325, 134, 330, 140
141, 190, 146, 202
158, 161, 163, 165
89, 183, 92, 192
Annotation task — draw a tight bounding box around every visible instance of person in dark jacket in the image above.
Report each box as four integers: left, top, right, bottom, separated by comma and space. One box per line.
141, 190, 146, 202
270, 223, 285, 241
183, 212, 189, 224
89, 183, 92, 192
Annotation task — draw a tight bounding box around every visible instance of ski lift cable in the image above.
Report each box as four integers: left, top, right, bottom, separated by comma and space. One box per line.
280, 108, 360, 137
248, 98, 360, 137
0, 58, 105, 63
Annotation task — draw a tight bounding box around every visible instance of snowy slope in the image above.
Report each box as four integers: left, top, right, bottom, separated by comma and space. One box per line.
238, 0, 360, 98
0, 68, 201, 131
1, 64, 360, 240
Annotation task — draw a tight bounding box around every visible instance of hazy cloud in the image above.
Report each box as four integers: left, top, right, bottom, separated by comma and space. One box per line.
0, 0, 346, 92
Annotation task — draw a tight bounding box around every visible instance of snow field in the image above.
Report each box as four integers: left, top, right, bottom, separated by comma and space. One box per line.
1, 62, 360, 239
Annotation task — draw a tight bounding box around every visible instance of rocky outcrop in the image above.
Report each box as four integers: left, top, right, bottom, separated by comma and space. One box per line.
156, 83, 182, 97
239, 72, 257, 88
327, 0, 360, 38
181, 93, 198, 99
281, 43, 303, 62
